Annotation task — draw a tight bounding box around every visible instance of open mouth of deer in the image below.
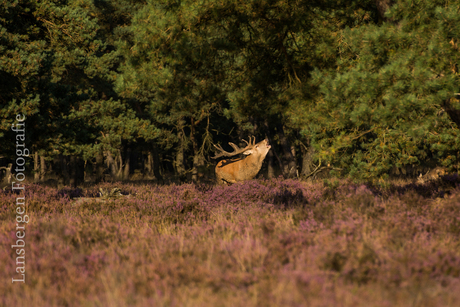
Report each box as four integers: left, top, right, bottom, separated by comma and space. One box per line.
263, 139, 271, 149
213, 136, 272, 184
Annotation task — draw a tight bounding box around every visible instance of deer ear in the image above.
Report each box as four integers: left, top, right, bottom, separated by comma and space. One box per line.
242, 149, 253, 155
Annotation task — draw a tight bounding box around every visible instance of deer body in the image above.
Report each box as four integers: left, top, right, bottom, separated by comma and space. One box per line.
213, 137, 271, 185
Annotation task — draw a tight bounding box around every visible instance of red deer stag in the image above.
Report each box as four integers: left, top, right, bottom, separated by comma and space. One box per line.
212, 136, 271, 185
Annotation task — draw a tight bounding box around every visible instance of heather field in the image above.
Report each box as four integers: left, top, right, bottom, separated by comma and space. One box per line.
2, 177, 460, 306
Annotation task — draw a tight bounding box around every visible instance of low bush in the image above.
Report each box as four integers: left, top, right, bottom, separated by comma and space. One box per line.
1, 178, 459, 306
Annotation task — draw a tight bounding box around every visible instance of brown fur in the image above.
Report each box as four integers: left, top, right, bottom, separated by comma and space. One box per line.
215, 139, 271, 185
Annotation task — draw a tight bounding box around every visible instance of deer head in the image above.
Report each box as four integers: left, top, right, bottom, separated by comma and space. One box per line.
212, 136, 271, 184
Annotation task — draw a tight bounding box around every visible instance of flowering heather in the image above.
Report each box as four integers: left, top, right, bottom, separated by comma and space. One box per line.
1, 177, 460, 306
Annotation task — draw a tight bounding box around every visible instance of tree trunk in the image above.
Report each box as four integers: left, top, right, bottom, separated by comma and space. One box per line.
267, 150, 275, 178
190, 118, 204, 182
175, 131, 186, 181
291, 145, 297, 177
123, 146, 131, 180
40, 155, 46, 181
69, 155, 78, 187
95, 149, 105, 183
277, 124, 297, 178
192, 154, 205, 182
146, 151, 153, 177
117, 150, 123, 179
300, 143, 315, 178
34, 151, 39, 182
58, 154, 69, 186
106, 151, 120, 180
152, 145, 163, 183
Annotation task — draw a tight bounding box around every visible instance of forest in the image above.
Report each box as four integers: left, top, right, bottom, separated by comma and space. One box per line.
1, 0, 460, 185
2, 2, 460, 305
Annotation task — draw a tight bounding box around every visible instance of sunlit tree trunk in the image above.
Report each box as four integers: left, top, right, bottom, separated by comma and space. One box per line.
146, 151, 153, 177
34, 151, 39, 182
300, 142, 315, 179
267, 150, 275, 179
106, 151, 122, 180
40, 155, 46, 181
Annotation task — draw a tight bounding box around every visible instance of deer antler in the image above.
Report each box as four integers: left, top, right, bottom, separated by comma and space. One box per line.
212, 136, 256, 159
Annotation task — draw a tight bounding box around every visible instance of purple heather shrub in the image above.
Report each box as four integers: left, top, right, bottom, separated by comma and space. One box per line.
298, 216, 325, 233
56, 187, 84, 198
1, 178, 460, 306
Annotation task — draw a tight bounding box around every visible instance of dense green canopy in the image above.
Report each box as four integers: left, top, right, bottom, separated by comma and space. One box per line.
1, 0, 459, 182
291, 0, 460, 178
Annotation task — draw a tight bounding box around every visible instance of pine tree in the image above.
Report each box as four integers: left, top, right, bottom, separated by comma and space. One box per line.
116, 0, 378, 180
292, 0, 460, 179
116, 0, 230, 181
196, 0, 376, 177
0, 0, 156, 184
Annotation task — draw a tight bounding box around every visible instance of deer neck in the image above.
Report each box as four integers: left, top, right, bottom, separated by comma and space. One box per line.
242, 154, 264, 174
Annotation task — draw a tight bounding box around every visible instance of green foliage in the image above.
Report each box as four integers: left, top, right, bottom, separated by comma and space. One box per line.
215, 0, 375, 126
116, 0, 237, 170
0, 0, 155, 159
292, 0, 460, 179
1, 0, 459, 181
